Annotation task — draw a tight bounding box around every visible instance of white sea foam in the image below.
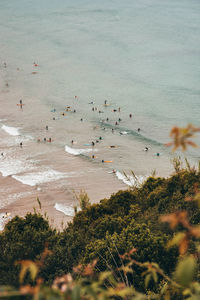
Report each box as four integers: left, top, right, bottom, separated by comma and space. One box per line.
120, 131, 128, 135
65, 145, 96, 156
54, 203, 79, 217
12, 169, 70, 186
116, 171, 147, 187
1, 125, 20, 136
0, 213, 11, 231
0, 157, 34, 177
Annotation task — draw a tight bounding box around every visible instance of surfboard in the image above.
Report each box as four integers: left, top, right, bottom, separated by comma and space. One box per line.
103, 160, 113, 163
84, 144, 92, 146
17, 104, 25, 106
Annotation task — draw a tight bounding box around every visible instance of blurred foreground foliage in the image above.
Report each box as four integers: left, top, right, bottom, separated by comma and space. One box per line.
0, 167, 199, 299
0, 125, 200, 299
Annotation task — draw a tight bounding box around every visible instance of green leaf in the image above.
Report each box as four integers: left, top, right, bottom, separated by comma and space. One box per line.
167, 232, 185, 249
145, 274, 151, 288
71, 285, 81, 300
99, 271, 112, 282
152, 270, 158, 283
175, 256, 197, 287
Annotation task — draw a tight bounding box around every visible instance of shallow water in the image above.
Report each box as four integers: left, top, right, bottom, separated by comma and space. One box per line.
0, 0, 199, 202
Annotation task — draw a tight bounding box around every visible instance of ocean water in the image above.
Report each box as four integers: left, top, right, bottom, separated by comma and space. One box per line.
0, 0, 200, 195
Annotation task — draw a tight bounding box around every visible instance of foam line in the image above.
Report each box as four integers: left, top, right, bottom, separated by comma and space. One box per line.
65, 145, 96, 156
12, 169, 69, 186
1, 125, 20, 136
54, 203, 79, 217
116, 171, 147, 187
0, 157, 34, 177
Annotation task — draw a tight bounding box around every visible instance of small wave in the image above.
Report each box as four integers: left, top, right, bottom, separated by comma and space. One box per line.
65, 145, 96, 156
54, 203, 80, 217
0, 157, 34, 177
116, 171, 147, 187
12, 169, 70, 186
1, 125, 20, 136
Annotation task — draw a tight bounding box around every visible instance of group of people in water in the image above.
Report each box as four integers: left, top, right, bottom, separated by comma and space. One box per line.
15, 93, 161, 158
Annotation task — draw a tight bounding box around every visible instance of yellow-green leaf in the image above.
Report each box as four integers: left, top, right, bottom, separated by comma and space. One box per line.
175, 256, 197, 287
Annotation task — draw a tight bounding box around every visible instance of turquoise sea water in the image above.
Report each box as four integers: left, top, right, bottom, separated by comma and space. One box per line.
0, 0, 200, 180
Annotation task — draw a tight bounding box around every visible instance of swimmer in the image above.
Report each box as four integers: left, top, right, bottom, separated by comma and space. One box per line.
71, 140, 74, 144
62, 113, 65, 116
96, 140, 99, 143
46, 125, 48, 130
118, 107, 121, 112
53, 117, 55, 120
99, 136, 102, 140
112, 169, 116, 173
106, 118, 109, 121
73, 109, 76, 113
89, 101, 94, 104
48, 138, 52, 143
4, 62, 6, 68
5, 83, 9, 87
110, 145, 116, 148
44, 138, 46, 142
74, 95, 78, 99
92, 107, 94, 111
102, 160, 104, 163
92, 155, 95, 159
115, 122, 119, 125
37, 138, 40, 143
129, 114, 132, 118
144, 147, 149, 151
1, 152, 3, 156
137, 128, 141, 132
156, 153, 160, 156
113, 109, 117, 112
80, 118, 83, 122
92, 141, 95, 146
118, 118, 121, 122
20, 142, 23, 148
112, 128, 114, 133
104, 100, 107, 104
